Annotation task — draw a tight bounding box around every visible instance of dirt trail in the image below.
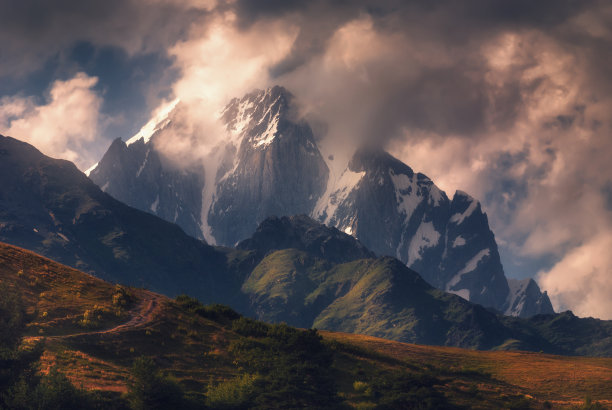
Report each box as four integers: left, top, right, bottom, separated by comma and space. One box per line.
49, 293, 165, 340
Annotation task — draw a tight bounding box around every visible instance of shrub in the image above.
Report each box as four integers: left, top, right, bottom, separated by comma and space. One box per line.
571, 395, 607, 410
227, 326, 345, 409
126, 356, 185, 410
366, 370, 456, 410
206, 373, 258, 409
231, 317, 269, 338
175, 295, 241, 323
78, 305, 110, 328
112, 285, 135, 312
4, 366, 106, 410
0, 283, 25, 349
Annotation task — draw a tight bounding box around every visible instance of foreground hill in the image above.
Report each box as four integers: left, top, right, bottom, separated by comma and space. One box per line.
1, 242, 611, 408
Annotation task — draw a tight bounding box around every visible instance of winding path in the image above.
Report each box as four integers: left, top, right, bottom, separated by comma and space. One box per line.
48, 292, 165, 340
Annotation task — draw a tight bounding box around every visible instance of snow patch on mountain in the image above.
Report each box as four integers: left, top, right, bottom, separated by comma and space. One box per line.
199, 147, 228, 245
314, 167, 364, 225
224, 99, 255, 146
407, 221, 441, 265
452, 236, 466, 247
447, 248, 490, 289
313, 141, 362, 224
126, 98, 179, 146
150, 195, 159, 213
254, 111, 279, 147
390, 170, 423, 222
459, 248, 490, 275
450, 193, 478, 225
84, 162, 98, 177
428, 185, 444, 206
136, 150, 150, 178
448, 288, 470, 301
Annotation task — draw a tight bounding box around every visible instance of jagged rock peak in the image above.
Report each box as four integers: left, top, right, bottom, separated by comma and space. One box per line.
221, 86, 299, 149
505, 278, 555, 317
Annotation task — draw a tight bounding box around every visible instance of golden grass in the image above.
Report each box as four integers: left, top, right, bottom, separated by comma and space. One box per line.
321, 330, 612, 407
0, 242, 133, 336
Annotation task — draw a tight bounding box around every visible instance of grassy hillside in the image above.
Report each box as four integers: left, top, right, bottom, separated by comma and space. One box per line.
1, 242, 611, 408
239, 248, 612, 356
323, 331, 612, 408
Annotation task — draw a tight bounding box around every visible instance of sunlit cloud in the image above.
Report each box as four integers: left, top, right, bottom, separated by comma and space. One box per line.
0, 73, 103, 169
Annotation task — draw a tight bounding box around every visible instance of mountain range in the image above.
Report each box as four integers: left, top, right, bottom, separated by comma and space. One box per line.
88, 86, 553, 318
1, 134, 611, 355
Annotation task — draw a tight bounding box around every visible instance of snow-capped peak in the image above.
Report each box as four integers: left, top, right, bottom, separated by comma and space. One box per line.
126, 98, 180, 146
450, 190, 479, 225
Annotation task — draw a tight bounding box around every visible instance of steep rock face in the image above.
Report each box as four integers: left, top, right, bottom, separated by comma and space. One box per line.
442, 191, 509, 309
88, 86, 553, 317
89, 138, 205, 240
505, 278, 555, 318
209, 87, 329, 245
320, 148, 509, 310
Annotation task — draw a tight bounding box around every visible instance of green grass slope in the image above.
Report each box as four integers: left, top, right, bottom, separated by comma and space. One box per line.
239, 247, 612, 356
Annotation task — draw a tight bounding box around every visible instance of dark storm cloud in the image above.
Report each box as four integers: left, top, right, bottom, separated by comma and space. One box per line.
0, 0, 210, 78
233, 0, 595, 30
227, 0, 609, 149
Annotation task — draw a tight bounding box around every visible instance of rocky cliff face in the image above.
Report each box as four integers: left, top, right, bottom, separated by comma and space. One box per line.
208, 86, 329, 245
322, 149, 510, 309
89, 86, 554, 318
505, 278, 555, 317
89, 137, 205, 240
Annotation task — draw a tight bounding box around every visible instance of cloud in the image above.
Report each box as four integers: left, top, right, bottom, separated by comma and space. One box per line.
0, 72, 103, 169
539, 232, 612, 319
0, 0, 215, 78
141, 11, 298, 166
